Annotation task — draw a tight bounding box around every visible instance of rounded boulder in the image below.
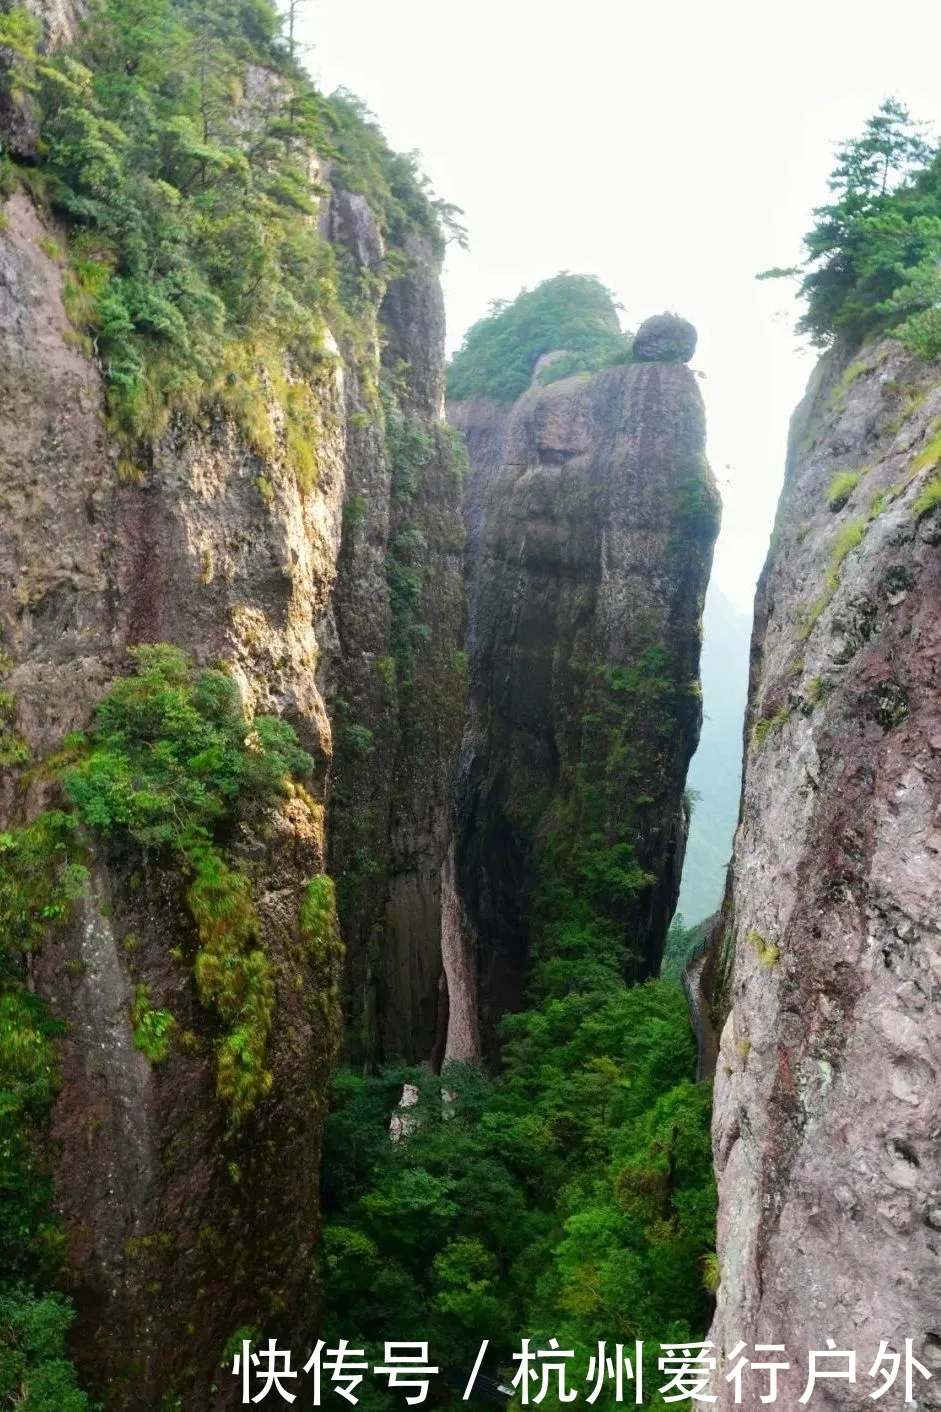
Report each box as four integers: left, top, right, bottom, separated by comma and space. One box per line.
632, 314, 698, 364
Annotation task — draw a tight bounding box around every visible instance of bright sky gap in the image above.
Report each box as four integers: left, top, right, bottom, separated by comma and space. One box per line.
303, 0, 941, 612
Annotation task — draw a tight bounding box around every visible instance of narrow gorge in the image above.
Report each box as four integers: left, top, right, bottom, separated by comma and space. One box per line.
2, 3, 941, 1411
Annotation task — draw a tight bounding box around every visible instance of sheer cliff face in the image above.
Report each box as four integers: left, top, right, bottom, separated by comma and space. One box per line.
0, 177, 460, 1404
451, 352, 720, 1053
326, 231, 465, 1069
711, 341, 941, 1401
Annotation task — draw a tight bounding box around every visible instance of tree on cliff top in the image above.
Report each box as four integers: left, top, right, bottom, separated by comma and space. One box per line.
761, 99, 941, 356
1, 0, 453, 446
446, 273, 634, 403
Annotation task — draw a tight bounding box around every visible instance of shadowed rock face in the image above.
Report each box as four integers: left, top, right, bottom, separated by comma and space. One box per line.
325, 228, 465, 1070
0, 163, 462, 1402
450, 358, 719, 1056
710, 340, 941, 1404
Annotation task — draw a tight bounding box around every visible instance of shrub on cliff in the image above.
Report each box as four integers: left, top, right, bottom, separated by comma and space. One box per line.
446, 273, 634, 403
62, 645, 316, 1118
0, 1288, 90, 1412
63, 644, 312, 849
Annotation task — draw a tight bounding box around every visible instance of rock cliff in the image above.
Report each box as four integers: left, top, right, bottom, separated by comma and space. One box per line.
450, 325, 720, 1055
0, 20, 463, 1405
710, 339, 941, 1403
2, 8, 723, 1403
325, 229, 465, 1070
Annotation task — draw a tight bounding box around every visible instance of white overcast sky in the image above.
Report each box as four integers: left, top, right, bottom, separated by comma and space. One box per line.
301, 0, 941, 612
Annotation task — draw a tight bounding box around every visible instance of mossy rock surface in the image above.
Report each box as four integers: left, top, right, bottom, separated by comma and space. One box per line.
633, 313, 698, 363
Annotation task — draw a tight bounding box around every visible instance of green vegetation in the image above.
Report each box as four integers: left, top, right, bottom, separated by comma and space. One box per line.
0, 639, 332, 1401
760, 99, 941, 357
0, 5, 40, 56
322, 636, 715, 1400
0, 1288, 91, 1412
344, 724, 375, 753
3, 0, 452, 459
913, 421, 941, 473
915, 476, 941, 516
796, 488, 891, 641
0, 646, 314, 1124
0, 778, 91, 1407
828, 518, 867, 586
61, 643, 314, 1119
131, 984, 175, 1064
662, 914, 714, 981
671, 469, 722, 540
827, 469, 862, 510
0, 811, 87, 955
748, 930, 780, 968
796, 596, 827, 643
753, 703, 791, 749
386, 404, 434, 501
446, 274, 634, 403
322, 982, 714, 1407
299, 873, 343, 999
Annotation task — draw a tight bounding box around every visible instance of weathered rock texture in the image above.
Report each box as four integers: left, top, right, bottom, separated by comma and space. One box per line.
710, 339, 941, 1404
21, 0, 85, 48
450, 358, 719, 1055
0, 154, 462, 1406
633, 311, 698, 364
324, 227, 465, 1069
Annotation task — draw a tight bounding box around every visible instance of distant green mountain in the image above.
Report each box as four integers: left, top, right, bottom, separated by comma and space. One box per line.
676, 583, 752, 926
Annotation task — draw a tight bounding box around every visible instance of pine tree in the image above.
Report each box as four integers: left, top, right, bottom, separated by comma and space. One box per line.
828, 98, 932, 203
282, 0, 312, 60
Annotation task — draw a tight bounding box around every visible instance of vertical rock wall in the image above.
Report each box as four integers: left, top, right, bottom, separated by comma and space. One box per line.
0, 166, 463, 1408
710, 340, 941, 1404
451, 346, 720, 1055
324, 227, 466, 1069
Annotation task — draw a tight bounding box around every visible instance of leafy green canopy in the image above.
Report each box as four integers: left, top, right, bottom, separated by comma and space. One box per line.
446, 273, 634, 403
0, 822, 91, 1404
321, 980, 714, 1409
0, 882, 92, 1411
0, 1287, 91, 1412
3, 0, 451, 446
320, 620, 714, 1402
762, 99, 941, 358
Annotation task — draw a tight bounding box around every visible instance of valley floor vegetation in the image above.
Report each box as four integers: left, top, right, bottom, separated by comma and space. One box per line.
321, 981, 715, 1412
